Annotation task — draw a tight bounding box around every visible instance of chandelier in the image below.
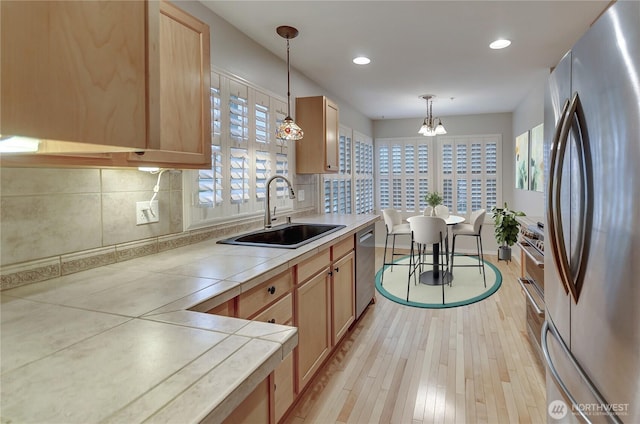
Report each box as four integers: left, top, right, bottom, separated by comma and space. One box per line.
418, 95, 447, 137
275, 26, 304, 141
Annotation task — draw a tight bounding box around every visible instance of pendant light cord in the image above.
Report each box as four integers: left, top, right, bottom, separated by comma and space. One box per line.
286, 38, 292, 118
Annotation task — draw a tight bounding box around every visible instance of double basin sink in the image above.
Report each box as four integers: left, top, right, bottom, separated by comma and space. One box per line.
218, 223, 346, 249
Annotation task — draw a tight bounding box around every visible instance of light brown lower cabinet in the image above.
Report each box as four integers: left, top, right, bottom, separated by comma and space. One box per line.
331, 251, 355, 346
253, 294, 296, 422
295, 255, 332, 392
273, 351, 295, 422
205, 236, 359, 423
222, 376, 273, 424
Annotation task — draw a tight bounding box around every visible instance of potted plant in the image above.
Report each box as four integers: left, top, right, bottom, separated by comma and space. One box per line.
424, 191, 443, 215
491, 202, 525, 261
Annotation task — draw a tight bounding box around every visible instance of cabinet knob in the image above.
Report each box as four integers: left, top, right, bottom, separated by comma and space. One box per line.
268, 318, 276, 324
328, 271, 333, 277
334, 267, 340, 273
267, 286, 276, 295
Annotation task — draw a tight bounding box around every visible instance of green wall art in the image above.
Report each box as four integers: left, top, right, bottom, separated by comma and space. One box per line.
515, 131, 529, 190
529, 123, 544, 192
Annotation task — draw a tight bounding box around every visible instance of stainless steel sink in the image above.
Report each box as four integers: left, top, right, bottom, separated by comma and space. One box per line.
218, 223, 346, 249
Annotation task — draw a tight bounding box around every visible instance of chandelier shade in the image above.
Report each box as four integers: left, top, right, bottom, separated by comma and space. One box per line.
276, 26, 304, 141
276, 117, 304, 141
418, 95, 447, 137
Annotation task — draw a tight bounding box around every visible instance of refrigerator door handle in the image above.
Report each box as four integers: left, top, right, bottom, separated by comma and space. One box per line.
547, 98, 571, 295
542, 321, 622, 424
553, 92, 593, 303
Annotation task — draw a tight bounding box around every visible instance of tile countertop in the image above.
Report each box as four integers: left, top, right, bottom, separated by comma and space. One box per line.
0, 214, 379, 424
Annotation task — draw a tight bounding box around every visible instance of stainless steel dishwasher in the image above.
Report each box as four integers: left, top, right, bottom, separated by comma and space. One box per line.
355, 224, 376, 319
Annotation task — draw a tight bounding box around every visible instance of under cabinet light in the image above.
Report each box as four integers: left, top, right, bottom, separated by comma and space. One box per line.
0, 136, 40, 153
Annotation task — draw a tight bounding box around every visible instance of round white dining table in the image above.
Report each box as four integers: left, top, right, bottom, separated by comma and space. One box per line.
407, 214, 465, 285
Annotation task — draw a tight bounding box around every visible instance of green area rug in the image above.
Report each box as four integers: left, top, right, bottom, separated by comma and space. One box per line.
375, 255, 502, 309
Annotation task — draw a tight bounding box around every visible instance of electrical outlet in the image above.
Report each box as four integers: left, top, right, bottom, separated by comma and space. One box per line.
136, 200, 159, 225
298, 189, 305, 202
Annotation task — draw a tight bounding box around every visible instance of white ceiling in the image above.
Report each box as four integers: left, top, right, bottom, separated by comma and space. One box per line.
200, 1, 610, 120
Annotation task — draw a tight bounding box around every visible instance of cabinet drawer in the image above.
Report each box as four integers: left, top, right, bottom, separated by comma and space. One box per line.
525, 254, 544, 291
205, 299, 235, 317
332, 236, 354, 261
237, 269, 294, 319
526, 295, 545, 345
253, 293, 293, 325
297, 249, 330, 283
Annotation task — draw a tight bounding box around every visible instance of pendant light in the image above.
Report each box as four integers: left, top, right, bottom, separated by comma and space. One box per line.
276, 26, 304, 141
418, 95, 447, 137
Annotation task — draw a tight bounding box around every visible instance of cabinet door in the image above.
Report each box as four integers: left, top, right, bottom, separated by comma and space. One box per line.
127, 0, 211, 168
274, 351, 295, 423
331, 251, 355, 345
324, 99, 339, 171
222, 377, 272, 424
1, 1, 147, 149
296, 268, 331, 391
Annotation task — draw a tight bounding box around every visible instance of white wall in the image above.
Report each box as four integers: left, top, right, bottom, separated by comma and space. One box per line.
177, 1, 373, 138
511, 75, 547, 219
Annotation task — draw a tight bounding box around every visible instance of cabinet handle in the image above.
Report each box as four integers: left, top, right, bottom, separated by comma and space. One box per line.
328, 271, 333, 277
267, 286, 276, 295
334, 267, 340, 273
268, 318, 276, 323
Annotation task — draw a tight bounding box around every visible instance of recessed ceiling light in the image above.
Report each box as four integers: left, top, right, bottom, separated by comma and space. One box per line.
489, 39, 511, 49
353, 56, 371, 65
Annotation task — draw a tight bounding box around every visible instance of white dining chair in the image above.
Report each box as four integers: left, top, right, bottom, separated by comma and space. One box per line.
450, 208, 487, 287
434, 204, 450, 218
381, 208, 411, 285
407, 215, 449, 303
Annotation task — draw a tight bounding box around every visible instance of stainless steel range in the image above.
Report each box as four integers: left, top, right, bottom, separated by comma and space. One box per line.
517, 220, 545, 364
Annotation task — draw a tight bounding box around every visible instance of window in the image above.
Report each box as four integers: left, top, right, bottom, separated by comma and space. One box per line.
324, 126, 353, 214
438, 135, 501, 215
185, 71, 293, 229
375, 135, 500, 216
376, 138, 434, 214
229, 81, 249, 145
354, 132, 374, 214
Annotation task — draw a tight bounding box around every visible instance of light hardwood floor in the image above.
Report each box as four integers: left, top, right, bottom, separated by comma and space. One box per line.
283, 248, 547, 424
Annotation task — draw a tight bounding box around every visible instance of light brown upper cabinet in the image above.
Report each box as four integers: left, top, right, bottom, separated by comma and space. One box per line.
295, 96, 339, 174
0, 0, 211, 169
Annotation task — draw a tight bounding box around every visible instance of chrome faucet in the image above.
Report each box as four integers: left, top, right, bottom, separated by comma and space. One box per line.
265, 175, 295, 228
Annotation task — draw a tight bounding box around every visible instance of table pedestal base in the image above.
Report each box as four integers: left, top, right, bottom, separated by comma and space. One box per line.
419, 270, 452, 286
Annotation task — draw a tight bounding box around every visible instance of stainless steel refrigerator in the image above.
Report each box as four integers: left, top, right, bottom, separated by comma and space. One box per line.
543, 1, 639, 422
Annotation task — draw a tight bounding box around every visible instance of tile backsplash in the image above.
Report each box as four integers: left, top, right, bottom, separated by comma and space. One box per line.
0, 168, 317, 290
